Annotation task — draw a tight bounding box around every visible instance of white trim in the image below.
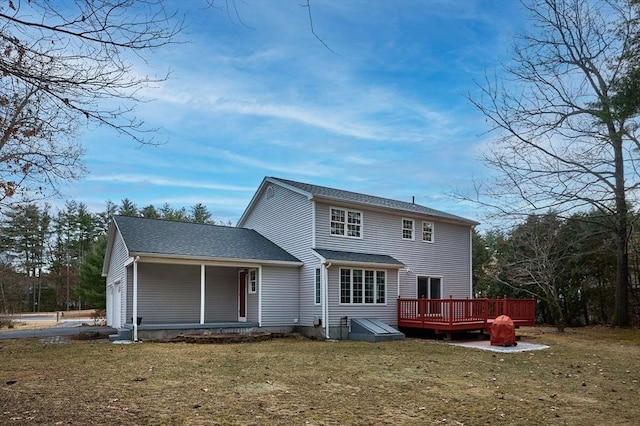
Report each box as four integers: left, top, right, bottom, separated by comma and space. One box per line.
401, 218, 415, 241
200, 264, 205, 324
130, 255, 301, 268
124, 256, 136, 267
329, 206, 363, 239
132, 256, 139, 341
397, 270, 400, 298
248, 269, 257, 294
417, 275, 443, 299
311, 200, 316, 248
338, 267, 387, 305
258, 266, 263, 327
323, 262, 330, 339
422, 221, 435, 243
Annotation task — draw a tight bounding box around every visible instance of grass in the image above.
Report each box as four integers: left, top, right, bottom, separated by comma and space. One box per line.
1, 327, 639, 425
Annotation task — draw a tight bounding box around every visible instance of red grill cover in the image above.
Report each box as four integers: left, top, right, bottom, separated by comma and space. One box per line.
490, 315, 516, 346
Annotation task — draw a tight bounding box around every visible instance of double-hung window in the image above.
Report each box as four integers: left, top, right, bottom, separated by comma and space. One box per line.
331, 207, 362, 238
402, 218, 414, 240
422, 221, 434, 243
340, 268, 386, 304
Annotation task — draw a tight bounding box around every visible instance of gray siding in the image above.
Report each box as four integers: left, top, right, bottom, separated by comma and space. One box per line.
130, 263, 239, 324
261, 266, 300, 326
136, 263, 200, 323
315, 201, 472, 300
105, 231, 129, 327
205, 266, 238, 322
326, 266, 399, 327
241, 184, 315, 325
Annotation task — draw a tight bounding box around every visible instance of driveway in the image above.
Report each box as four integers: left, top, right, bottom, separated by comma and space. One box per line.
0, 314, 116, 340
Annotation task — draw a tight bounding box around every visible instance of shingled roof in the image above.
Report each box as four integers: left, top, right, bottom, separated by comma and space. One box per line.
111, 215, 301, 264
263, 177, 478, 225
313, 248, 404, 269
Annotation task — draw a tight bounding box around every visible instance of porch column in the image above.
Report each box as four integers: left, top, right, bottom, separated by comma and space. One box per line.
258, 266, 263, 326
200, 264, 205, 324
132, 257, 139, 342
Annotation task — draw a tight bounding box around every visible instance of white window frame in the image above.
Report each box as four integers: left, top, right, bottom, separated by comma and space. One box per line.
402, 218, 414, 240
330, 206, 363, 239
339, 268, 386, 305
266, 185, 275, 199
314, 268, 321, 305
422, 221, 434, 243
417, 276, 443, 299
248, 269, 257, 294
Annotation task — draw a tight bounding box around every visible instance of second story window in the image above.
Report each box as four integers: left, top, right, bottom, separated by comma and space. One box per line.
422, 221, 434, 243
331, 207, 362, 238
402, 218, 414, 240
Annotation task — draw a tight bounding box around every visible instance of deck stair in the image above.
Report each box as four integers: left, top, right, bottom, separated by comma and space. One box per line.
348, 318, 405, 342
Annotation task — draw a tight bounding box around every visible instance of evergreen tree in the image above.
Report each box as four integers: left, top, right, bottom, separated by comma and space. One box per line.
77, 234, 107, 309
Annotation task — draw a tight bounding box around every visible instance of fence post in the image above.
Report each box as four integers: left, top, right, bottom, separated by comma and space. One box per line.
449, 296, 453, 327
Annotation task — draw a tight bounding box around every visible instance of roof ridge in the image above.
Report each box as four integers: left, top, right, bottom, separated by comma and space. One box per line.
113, 214, 232, 229
268, 176, 477, 225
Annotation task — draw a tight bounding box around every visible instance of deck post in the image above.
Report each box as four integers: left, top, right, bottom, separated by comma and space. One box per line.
503, 295, 508, 316
420, 297, 425, 328
484, 298, 488, 329
448, 296, 453, 328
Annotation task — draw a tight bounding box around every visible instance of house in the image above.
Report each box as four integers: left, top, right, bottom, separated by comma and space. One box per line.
102, 176, 478, 341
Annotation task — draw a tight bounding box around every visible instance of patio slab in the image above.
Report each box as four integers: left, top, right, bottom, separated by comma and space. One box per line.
449, 339, 549, 353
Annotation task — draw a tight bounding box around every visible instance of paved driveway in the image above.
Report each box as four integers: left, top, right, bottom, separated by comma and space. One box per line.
0, 325, 116, 340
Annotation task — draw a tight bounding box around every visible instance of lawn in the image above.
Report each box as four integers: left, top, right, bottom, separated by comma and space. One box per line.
1, 327, 639, 425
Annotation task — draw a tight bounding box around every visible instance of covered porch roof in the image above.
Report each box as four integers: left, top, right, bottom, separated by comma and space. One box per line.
103, 215, 302, 276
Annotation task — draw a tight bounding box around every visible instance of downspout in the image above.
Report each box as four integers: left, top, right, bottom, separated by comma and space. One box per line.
132, 256, 140, 342
323, 262, 331, 339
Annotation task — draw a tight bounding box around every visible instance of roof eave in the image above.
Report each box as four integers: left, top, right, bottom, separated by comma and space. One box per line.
130, 251, 303, 267
324, 259, 405, 269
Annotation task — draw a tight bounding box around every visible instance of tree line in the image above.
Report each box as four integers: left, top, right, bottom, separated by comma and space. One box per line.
473, 209, 639, 331
0, 200, 227, 314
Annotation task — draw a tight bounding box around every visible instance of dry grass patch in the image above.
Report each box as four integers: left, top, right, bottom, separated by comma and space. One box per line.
1, 327, 639, 425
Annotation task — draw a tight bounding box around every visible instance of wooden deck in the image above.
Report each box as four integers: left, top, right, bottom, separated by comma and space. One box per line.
397, 297, 536, 333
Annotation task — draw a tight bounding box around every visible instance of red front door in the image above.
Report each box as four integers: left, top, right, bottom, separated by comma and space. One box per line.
238, 271, 247, 321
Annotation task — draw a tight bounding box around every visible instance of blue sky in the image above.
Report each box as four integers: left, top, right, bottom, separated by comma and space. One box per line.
60, 0, 528, 225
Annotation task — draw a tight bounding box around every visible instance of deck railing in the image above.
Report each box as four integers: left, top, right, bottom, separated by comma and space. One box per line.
397, 296, 536, 330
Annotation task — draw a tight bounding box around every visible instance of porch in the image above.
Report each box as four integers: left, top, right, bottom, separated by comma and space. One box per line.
113, 321, 262, 341
397, 297, 536, 333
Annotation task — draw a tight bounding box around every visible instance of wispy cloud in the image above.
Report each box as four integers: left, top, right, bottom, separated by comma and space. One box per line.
85, 174, 255, 192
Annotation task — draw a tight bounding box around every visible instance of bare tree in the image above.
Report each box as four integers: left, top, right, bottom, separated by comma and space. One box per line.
494, 214, 571, 331
0, 1, 182, 206
469, 0, 640, 326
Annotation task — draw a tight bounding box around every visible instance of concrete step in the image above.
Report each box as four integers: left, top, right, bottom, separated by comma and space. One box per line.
108, 329, 132, 341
